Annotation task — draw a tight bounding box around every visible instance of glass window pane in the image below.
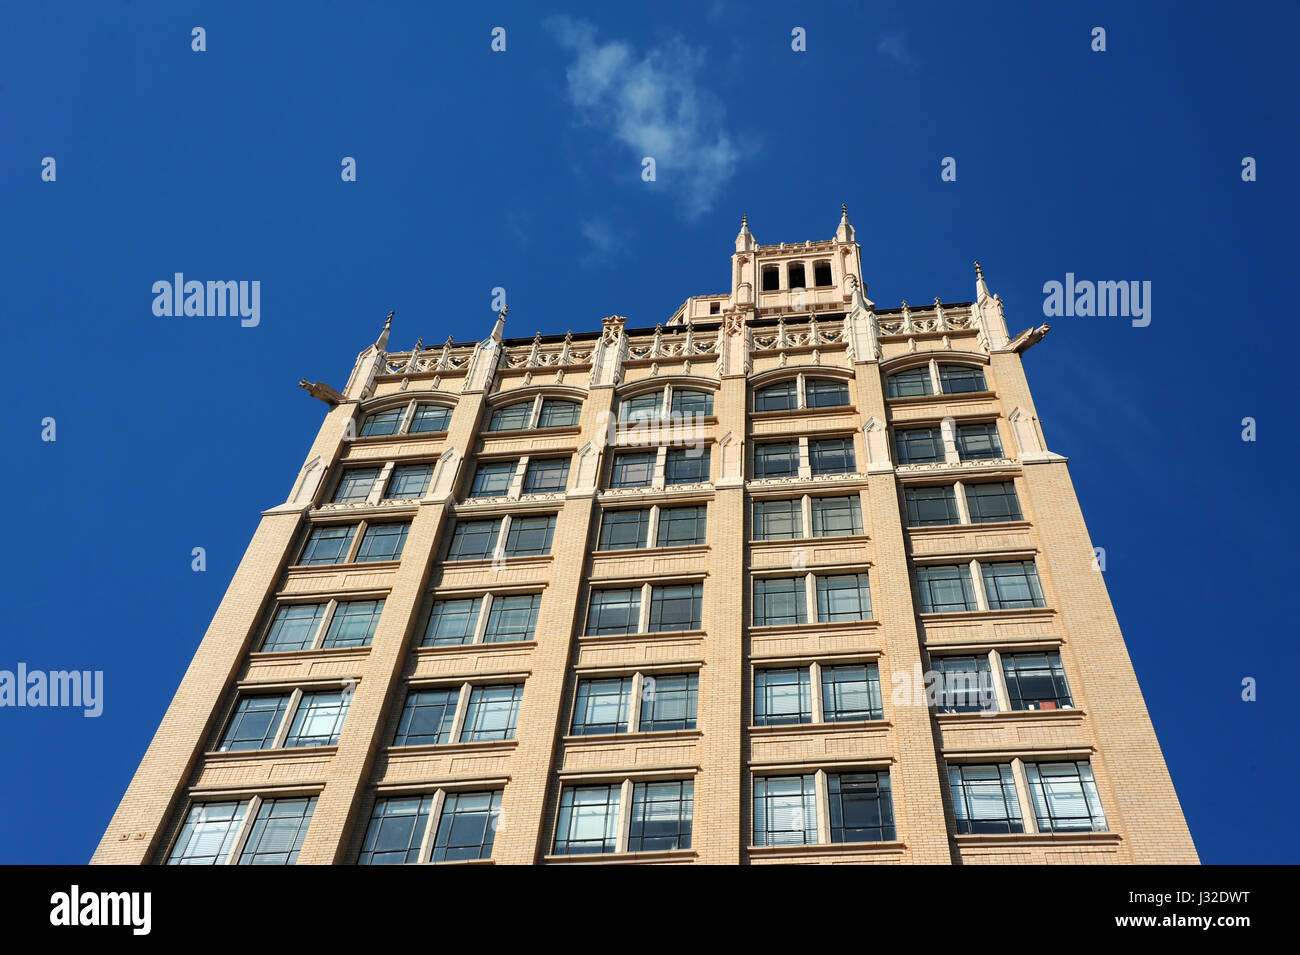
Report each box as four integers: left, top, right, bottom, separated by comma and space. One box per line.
571, 677, 633, 735
755, 381, 797, 412
355, 523, 409, 562
981, 560, 1045, 610
423, 598, 479, 647
670, 389, 713, 417
628, 780, 693, 852
359, 408, 403, 437
754, 668, 812, 726
298, 524, 357, 565
816, 573, 872, 622
949, 764, 1023, 834
431, 791, 502, 862
321, 599, 384, 649
385, 464, 434, 500
753, 576, 807, 626
754, 498, 802, 540
538, 399, 581, 428
333, 468, 380, 503
957, 422, 1004, 460
809, 437, 855, 475
609, 452, 655, 488
805, 378, 850, 408
811, 496, 863, 537
488, 401, 533, 432
484, 593, 541, 643
1027, 761, 1107, 832
218, 694, 291, 752
939, 364, 987, 394
649, 583, 702, 632
894, 427, 943, 464
1002, 651, 1073, 710
916, 564, 978, 613
554, 785, 620, 855
237, 797, 317, 865
358, 795, 435, 865
283, 689, 350, 748
167, 801, 249, 865
828, 772, 895, 843
754, 441, 798, 478
656, 505, 707, 547
639, 673, 698, 732
965, 481, 1022, 523
931, 655, 996, 713
753, 775, 817, 846
821, 664, 883, 722
598, 508, 650, 550
469, 461, 516, 497
585, 588, 641, 635
522, 458, 570, 494
504, 514, 556, 556
262, 603, 326, 652
393, 688, 459, 746
904, 486, 959, 526
408, 404, 451, 433
888, 367, 933, 398
619, 392, 663, 424
460, 684, 522, 742
446, 519, 501, 561
664, 448, 710, 486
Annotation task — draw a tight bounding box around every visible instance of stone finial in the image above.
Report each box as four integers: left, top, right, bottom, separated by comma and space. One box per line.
975, 260, 991, 301
376, 310, 393, 350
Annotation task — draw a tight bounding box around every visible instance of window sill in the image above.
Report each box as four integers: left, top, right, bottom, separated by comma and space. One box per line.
543, 849, 698, 865
414, 640, 537, 655
247, 645, 373, 662
439, 554, 554, 568
204, 745, 339, 760
750, 405, 856, 420
481, 425, 582, 439
347, 432, 448, 445
886, 390, 997, 406
578, 629, 707, 644
748, 719, 891, 736
748, 533, 870, 547
286, 559, 402, 573
953, 830, 1118, 848
904, 520, 1032, 535
592, 544, 710, 558
747, 840, 906, 858
918, 607, 1054, 623
562, 728, 702, 745
386, 739, 518, 757
935, 707, 1083, 723
748, 619, 879, 636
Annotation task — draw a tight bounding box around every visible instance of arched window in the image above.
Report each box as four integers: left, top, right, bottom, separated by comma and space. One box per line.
755, 381, 797, 412
488, 396, 582, 431
937, 364, 987, 394
754, 375, 851, 412
887, 361, 988, 399
887, 367, 933, 399
359, 401, 453, 438
409, 404, 451, 433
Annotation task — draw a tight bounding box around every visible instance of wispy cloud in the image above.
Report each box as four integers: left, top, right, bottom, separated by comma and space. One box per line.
548, 16, 739, 219
877, 35, 918, 70
579, 217, 622, 264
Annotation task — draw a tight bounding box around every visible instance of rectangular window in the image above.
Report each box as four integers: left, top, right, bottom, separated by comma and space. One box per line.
828, 772, 895, 843
761, 266, 780, 293
811, 496, 863, 537
571, 677, 633, 736
671, 389, 713, 417
218, 695, 291, 752
939, 364, 987, 394
753, 576, 807, 626
483, 594, 541, 643
904, 486, 960, 527
813, 261, 833, 287
1026, 761, 1107, 832
816, 573, 872, 622
298, 524, 356, 566
956, 422, 1003, 460
894, 427, 944, 465
965, 481, 1022, 523
167, 801, 249, 865
754, 668, 812, 726
385, 464, 434, 499
981, 560, 1045, 610
321, 599, 384, 649
469, 461, 515, 498
888, 367, 934, 399
392, 688, 459, 746
916, 564, 978, 613
627, 781, 693, 852
360, 408, 404, 437
283, 689, 350, 748
333, 468, 380, 503
649, 583, 703, 632
620, 392, 664, 423
488, 402, 532, 432
237, 797, 317, 865
809, 437, 855, 475
609, 451, 656, 489
753, 775, 817, 846
409, 404, 451, 433
664, 447, 710, 485
754, 381, 797, 412
656, 505, 707, 547
538, 398, 581, 429
821, 664, 883, 722
522, 457, 570, 494
504, 514, 556, 556
788, 262, 806, 289
598, 508, 650, 550
585, 588, 641, 636
261, 604, 326, 653
754, 499, 802, 540
446, 519, 500, 561
931, 655, 996, 714
355, 523, 409, 562
805, 378, 850, 409
950, 764, 1023, 834
431, 791, 502, 862
357, 796, 435, 865
553, 785, 620, 855
640, 673, 698, 732
460, 684, 523, 742
423, 598, 479, 647
1002, 651, 1072, 710
754, 441, 799, 478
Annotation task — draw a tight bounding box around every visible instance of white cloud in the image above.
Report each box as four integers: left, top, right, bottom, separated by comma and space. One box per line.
580, 217, 622, 263
877, 35, 918, 69
549, 16, 739, 219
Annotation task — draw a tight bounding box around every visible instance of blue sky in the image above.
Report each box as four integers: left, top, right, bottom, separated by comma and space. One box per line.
1, 1, 1295, 864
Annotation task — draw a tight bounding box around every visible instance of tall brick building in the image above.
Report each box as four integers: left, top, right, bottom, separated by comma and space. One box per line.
94, 209, 1197, 865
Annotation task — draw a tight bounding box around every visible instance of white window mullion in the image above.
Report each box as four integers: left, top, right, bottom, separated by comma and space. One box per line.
367, 462, 395, 505
530, 395, 544, 430
628, 672, 645, 734
472, 594, 493, 645
638, 583, 652, 634
1011, 757, 1038, 834
507, 458, 528, 500
988, 648, 1010, 712
343, 522, 366, 563
953, 481, 972, 524
312, 599, 339, 651
797, 437, 811, 480
449, 683, 473, 742
809, 662, 824, 723
814, 769, 830, 845
271, 689, 304, 749
645, 506, 660, 550
804, 572, 817, 624
419, 790, 447, 863
398, 400, 418, 435
615, 779, 634, 854
928, 358, 942, 395
224, 794, 263, 865
970, 559, 989, 611
800, 494, 813, 539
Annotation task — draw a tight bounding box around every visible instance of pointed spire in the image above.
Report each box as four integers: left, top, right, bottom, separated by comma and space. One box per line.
974, 260, 991, 301
735, 214, 755, 252
836, 203, 854, 243
377, 310, 394, 350
489, 304, 508, 343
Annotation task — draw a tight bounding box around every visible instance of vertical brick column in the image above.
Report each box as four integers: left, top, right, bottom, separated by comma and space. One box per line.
296, 392, 487, 864
698, 375, 746, 863
854, 364, 954, 864
92, 402, 356, 864
491, 389, 613, 863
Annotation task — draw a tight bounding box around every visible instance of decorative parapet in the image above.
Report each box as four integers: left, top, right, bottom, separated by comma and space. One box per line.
875, 300, 977, 338
751, 315, 848, 352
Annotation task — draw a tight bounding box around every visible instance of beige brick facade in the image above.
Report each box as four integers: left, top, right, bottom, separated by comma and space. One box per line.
92, 210, 1197, 865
